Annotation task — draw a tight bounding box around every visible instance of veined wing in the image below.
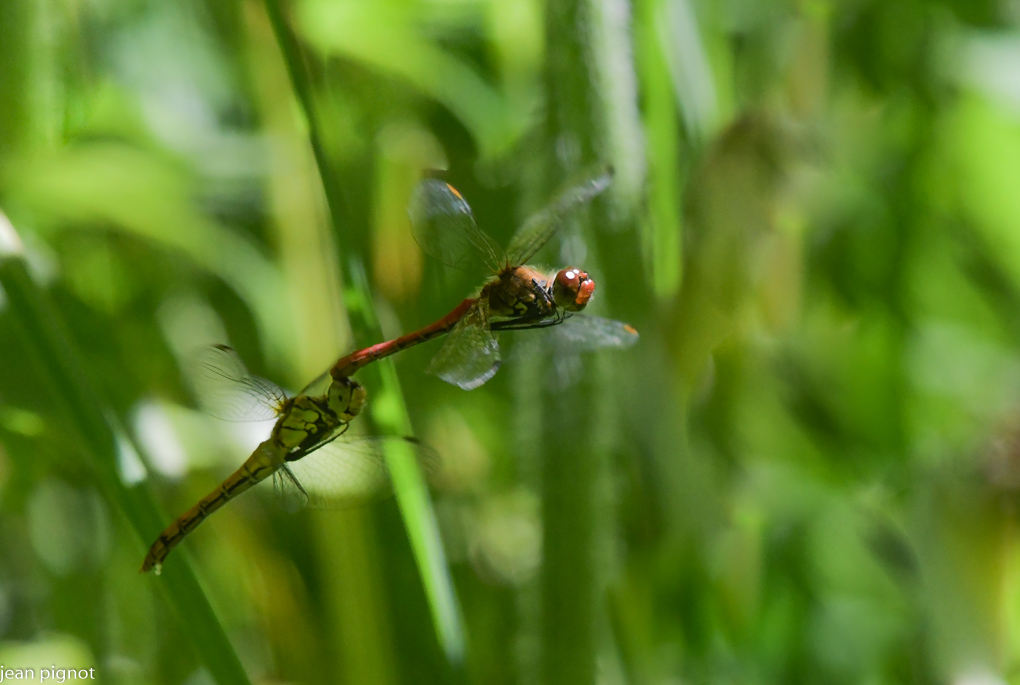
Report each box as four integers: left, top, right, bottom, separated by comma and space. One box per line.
426, 300, 501, 390
272, 437, 439, 511
540, 314, 639, 352
504, 167, 614, 267
494, 314, 639, 353
189, 344, 287, 422
409, 178, 506, 274
296, 369, 330, 397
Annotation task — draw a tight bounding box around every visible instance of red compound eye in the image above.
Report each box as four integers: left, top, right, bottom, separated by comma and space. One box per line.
554, 268, 594, 311
556, 268, 580, 291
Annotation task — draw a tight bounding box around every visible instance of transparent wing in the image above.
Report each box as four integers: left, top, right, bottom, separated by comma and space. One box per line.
272, 465, 309, 513
188, 345, 287, 422
409, 178, 506, 274
271, 437, 439, 510
426, 300, 502, 390
498, 314, 639, 357
296, 369, 330, 397
505, 168, 613, 267
542, 315, 639, 352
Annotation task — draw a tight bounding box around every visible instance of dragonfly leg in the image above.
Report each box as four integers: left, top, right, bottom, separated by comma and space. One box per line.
532, 277, 555, 310
488, 310, 570, 332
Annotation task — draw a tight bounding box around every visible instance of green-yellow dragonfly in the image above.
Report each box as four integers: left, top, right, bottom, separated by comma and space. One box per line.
140, 345, 433, 574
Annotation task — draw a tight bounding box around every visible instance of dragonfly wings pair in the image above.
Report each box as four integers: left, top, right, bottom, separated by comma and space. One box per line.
409, 172, 613, 275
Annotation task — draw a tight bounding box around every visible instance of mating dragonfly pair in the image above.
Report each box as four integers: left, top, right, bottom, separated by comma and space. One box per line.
141, 170, 638, 574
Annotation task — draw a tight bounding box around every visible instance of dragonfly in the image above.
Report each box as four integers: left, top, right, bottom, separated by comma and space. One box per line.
140, 345, 434, 574
329, 169, 639, 390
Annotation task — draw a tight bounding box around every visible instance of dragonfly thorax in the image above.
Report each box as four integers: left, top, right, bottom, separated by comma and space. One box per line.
327, 376, 367, 422
272, 377, 365, 456
275, 396, 340, 453
485, 266, 560, 318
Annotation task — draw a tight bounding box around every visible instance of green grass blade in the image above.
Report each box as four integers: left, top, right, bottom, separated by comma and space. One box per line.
0, 216, 253, 685
536, 0, 612, 682
262, 0, 465, 663
636, 0, 683, 300
374, 362, 465, 661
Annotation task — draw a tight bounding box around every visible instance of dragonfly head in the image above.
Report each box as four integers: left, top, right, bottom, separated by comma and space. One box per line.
553, 268, 595, 312
327, 376, 368, 421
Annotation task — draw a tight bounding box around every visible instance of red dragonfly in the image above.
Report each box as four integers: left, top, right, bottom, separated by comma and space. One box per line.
330, 170, 638, 389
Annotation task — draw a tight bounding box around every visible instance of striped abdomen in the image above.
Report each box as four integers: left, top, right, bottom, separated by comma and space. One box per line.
139, 439, 285, 574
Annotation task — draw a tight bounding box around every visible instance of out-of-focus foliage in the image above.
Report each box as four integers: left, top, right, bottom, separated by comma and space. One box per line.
3, 0, 1020, 684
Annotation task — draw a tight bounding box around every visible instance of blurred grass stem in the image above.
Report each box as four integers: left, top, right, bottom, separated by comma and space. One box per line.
535, 0, 609, 683
0, 216, 252, 685
262, 0, 465, 664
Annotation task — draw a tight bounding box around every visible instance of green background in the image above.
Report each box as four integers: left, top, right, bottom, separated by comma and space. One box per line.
2, 0, 1019, 683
